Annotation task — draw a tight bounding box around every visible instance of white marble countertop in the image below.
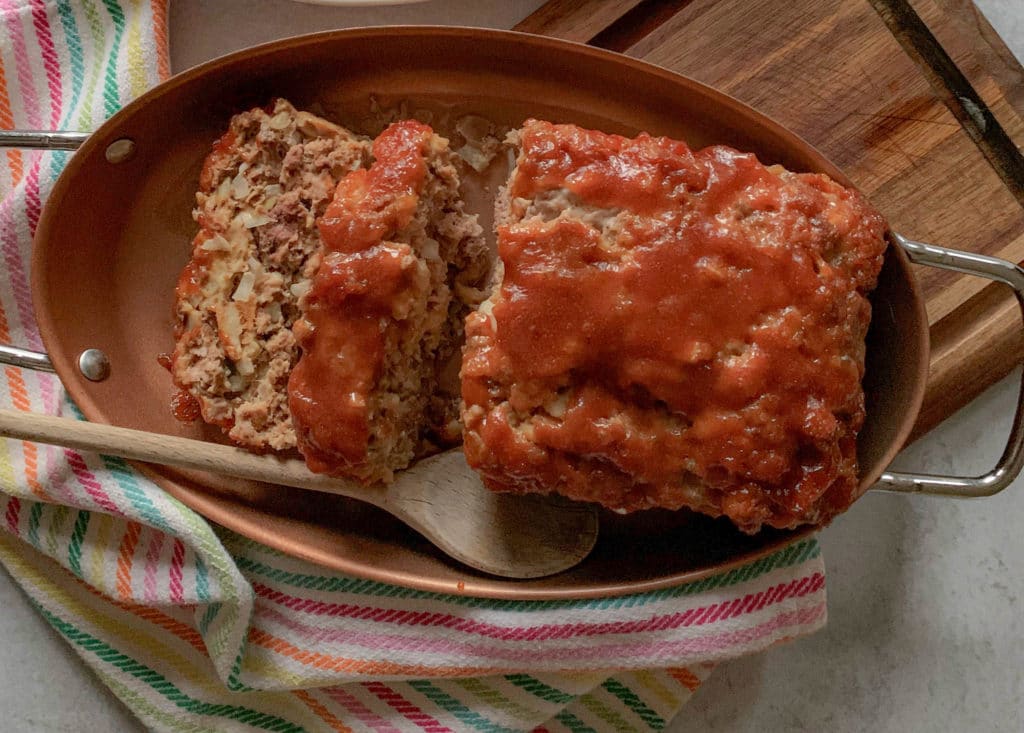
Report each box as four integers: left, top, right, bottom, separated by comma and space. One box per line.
2, 1, 1022, 730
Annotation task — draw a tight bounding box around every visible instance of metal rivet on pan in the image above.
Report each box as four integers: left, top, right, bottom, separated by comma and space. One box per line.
105, 138, 136, 164
78, 349, 110, 382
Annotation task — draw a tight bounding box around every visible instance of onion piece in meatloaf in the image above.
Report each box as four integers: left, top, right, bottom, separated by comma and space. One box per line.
288, 120, 489, 483
461, 119, 888, 534
171, 100, 370, 451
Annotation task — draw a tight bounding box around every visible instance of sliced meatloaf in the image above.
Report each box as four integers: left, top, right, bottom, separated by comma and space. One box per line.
461, 119, 888, 533
288, 120, 489, 483
171, 99, 370, 451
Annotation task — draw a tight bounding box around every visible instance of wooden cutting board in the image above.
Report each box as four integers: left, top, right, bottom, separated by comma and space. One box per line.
517, 0, 1024, 439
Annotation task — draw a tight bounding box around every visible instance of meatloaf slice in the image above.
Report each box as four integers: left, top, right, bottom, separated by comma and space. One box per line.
461, 119, 888, 533
171, 99, 370, 451
288, 120, 489, 483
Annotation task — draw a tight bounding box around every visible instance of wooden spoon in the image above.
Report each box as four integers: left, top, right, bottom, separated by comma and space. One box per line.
0, 409, 599, 579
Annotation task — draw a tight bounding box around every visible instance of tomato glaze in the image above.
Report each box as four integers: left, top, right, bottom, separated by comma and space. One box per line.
288, 121, 432, 475
462, 121, 887, 530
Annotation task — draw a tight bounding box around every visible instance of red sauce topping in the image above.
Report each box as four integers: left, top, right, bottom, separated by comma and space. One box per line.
198, 129, 237, 191
288, 121, 432, 476
462, 120, 886, 531
156, 352, 173, 371
171, 388, 202, 422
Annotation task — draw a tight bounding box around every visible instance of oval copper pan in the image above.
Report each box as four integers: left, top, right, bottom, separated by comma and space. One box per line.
31, 27, 929, 599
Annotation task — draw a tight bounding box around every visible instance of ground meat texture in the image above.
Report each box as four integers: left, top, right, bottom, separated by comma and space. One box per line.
288, 120, 488, 483
461, 119, 888, 534
171, 99, 370, 451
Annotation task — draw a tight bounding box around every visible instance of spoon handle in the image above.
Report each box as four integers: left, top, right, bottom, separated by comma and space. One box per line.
0, 408, 601, 578
0, 408, 387, 506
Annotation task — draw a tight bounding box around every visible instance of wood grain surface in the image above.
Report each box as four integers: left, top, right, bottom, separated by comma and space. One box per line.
513, 0, 645, 43
516, 0, 1024, 438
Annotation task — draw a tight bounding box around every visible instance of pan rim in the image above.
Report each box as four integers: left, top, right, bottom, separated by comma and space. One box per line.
31, 25, 930, 599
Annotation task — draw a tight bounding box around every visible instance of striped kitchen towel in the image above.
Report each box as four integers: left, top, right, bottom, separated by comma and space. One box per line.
0, 2, 828, 731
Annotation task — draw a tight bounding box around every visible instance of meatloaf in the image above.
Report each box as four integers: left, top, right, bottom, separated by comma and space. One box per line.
171, 100, 371, 451
461, 119, 888, 533
288, 120, 489, 483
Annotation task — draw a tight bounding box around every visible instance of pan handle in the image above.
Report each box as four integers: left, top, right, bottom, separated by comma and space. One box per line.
0, 344, 108, 382
0, 130, 88, 150
874, 233, 1024, 497
0, 345, 54, 372
0, 129, 102, 379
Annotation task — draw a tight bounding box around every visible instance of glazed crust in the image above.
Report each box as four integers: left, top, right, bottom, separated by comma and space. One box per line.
462, 120, 888, 533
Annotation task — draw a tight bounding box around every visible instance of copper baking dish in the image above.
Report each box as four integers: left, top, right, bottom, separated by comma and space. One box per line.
2, 27, 1022, 599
